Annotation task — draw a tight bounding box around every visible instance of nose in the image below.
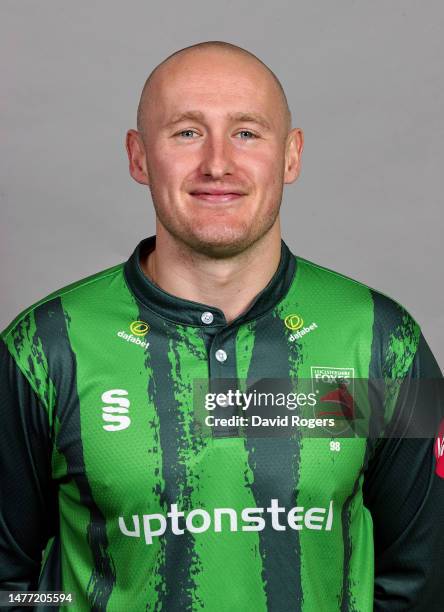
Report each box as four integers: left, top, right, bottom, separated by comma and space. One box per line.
198, 132, 234, 179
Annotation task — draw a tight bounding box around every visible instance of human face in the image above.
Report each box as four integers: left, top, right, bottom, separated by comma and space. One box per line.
127, 51, 303, 257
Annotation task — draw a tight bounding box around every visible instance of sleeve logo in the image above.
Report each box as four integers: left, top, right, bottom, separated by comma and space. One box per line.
434, 418, 444, 478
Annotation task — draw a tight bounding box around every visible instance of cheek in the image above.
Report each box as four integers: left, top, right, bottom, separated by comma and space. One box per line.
148, 141, 190, 176
148, 153, 185, 192
248, 151, 285, 190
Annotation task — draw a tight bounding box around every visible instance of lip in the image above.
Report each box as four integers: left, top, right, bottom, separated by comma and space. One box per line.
189, 191, 245, 203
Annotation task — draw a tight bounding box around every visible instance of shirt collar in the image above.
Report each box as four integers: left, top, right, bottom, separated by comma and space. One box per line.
124, 234, 296, 327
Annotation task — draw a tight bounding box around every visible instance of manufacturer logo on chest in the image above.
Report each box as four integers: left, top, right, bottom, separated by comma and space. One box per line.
101, 389, 131, 431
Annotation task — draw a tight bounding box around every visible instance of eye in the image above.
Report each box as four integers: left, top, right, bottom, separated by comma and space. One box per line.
237, 130, 258, 139
177, 129, 198, 138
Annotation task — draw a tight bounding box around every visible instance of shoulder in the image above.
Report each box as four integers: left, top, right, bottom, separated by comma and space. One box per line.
293, 254, 422, 375
294, 254, 419, 324
2, 263, 124, 341
1, 263, 127, 392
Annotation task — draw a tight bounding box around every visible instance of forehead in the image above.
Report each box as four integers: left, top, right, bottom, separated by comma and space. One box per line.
147, 51, 280, 123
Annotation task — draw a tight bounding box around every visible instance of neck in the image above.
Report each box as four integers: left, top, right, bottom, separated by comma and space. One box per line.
141, 222, 282, 324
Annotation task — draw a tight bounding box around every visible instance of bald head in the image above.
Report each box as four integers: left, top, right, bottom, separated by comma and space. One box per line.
136, 41, 292, 138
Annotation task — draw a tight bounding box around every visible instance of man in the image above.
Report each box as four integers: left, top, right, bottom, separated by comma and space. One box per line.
1, 40, 443, 611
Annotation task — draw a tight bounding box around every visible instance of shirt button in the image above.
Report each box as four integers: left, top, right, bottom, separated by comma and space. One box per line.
215, 349, 227, 363
201, 311, 214, 325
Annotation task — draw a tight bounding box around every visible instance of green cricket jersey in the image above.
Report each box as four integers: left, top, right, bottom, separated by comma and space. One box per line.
1, 234, 443, 611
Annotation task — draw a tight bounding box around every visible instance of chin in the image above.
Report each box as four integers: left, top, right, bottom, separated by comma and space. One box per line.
183, 226, 260, 258
161, 211, 278, 257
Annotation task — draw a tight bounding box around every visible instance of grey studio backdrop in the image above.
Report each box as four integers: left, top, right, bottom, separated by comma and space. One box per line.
1, 1, 443, 367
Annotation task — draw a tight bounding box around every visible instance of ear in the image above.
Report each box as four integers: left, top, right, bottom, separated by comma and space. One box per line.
283, 128, 304, 184
125, 129, 150, 186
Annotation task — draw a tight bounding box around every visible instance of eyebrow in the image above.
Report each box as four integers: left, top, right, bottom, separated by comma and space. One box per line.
164, 110, 272, 131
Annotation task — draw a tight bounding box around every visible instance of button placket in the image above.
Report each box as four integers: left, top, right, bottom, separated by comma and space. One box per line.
201, 311, 214, 325
206, 330, 239, 437
215, 349, 227, 363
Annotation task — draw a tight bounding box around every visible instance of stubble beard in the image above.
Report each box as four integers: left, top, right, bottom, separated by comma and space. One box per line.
153, 195, 282, 259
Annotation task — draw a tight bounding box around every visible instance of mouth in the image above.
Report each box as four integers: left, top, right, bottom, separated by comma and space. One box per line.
189, 191, 246, 203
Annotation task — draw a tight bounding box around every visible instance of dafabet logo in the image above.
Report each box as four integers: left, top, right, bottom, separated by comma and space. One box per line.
284, 314, 318, 342
117, 320, 150, 349
130, 321, 150, 336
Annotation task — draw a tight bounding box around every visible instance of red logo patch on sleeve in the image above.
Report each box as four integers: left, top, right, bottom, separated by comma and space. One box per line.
434, 418, 444, 478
